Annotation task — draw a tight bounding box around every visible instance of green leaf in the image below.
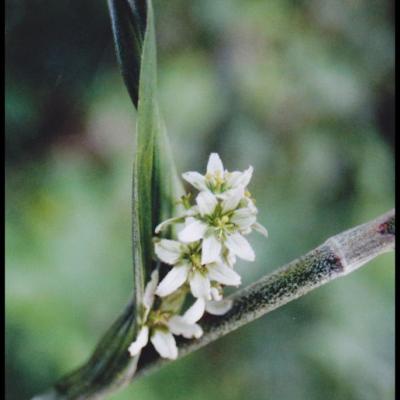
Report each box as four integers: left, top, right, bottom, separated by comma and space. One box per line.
111, 0, 183, 323
132, 0, 183, 310
47, 2, 184, 397
108, 0, 147, 108
55, 301, 138, 398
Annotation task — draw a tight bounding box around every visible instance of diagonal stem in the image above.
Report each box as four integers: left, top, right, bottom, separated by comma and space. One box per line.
33, 209, 395, 399
135, 208, 395, 377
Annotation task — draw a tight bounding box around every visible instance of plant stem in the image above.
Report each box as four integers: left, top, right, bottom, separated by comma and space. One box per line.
33, 209, 395, 400
136, 208, 395, 377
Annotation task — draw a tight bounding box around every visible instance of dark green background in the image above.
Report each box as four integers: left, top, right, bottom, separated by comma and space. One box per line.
6, 1, 394, 399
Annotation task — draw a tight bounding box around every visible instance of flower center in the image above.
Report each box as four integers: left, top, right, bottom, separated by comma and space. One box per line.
205, 206, 235, 238
189, 253, 202, 269
148, 310, 171, 329
205, 171, 225, 193
181, 243, 206, 271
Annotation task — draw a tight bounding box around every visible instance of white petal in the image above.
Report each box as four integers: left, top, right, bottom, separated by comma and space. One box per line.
221, 187, 245, 213
186, 206, 199, 216
150, 330, 178, 360
208, 262, 241, 286
154, 239, 182, 265
225, 252, 237, 267
183, 298, 206, 323
168, 316, 203, 339
155, 264, 190, 297
183, 216, 196, 226
207, 153, 224, 175
182, 171, 208, 191
244, 198, 258, 213
225, 233, 255, 261
178, 219, 208, 243
238, 166, 253, 187
189, 271, 211, 300
155, 216, 184, 234
253, 222, 269, 237
205, 299, 233, 316
231, 208, 257, 231
128, 326, 149, 356
210, 287, 223, 301
196, 191, 218, 216
201, 234, 222, 264
225, 171, 242, 188
226, 166, 253, 188
143, 270, 159, 311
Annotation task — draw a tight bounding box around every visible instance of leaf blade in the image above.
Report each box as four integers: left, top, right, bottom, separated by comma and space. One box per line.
132, 0, 184, 305
108, 0, 147, 107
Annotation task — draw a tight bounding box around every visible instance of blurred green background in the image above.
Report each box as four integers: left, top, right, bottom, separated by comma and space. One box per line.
5, 0, 394, 399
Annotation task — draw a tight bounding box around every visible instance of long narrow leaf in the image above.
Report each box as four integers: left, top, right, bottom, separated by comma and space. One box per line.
132, 0, 184, 305
36, 2, 183, 398
108, 0, 147, 107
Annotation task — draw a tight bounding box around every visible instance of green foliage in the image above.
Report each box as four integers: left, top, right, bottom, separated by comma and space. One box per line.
108, 0, 147, 108
123, 0, 183, 324
32, 1, 184, 397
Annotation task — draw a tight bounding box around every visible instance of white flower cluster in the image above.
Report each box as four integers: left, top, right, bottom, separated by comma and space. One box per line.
128, 153, 267, 360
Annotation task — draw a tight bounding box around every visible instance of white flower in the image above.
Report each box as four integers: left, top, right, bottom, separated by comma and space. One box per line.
156, 195, 267, 253
148, 329, 178, 359
176, 217, 208, 243
252, 222, 268, 237
188, 261, 241, 300
182, 153, 253, 197
155, 262, 191, 297
128, 325, 150, 356
141, 269, 159, 321
154, 239, 183, 265
145, 152, 268, 350
177, 188, 266, 263
155, 239, 241, 300
184, 294, 233, 323
129, 311, 203, 360
154, 205, 201, 235
128, 270, 204, 360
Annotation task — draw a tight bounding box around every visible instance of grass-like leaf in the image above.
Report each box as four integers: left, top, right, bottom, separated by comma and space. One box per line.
111, 0, 183, 330
130, 0, 183, 318
108, 0, 147, 108
35, 2, 184, 398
